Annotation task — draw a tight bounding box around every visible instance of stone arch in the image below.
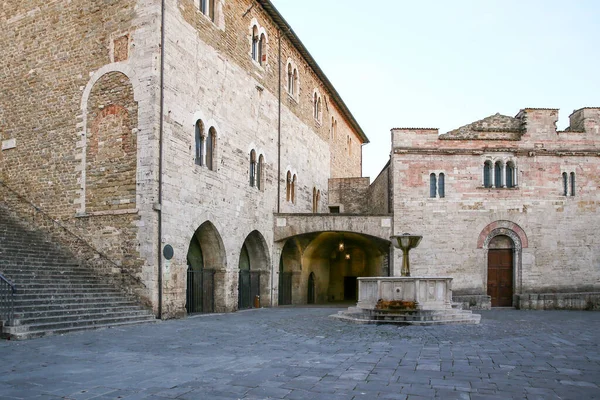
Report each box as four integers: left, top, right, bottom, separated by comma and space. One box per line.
238, 230, 271, 309
477, 220, 528, 249
84, 71, 138, 214
478, 221, 526, 301
78, 65, 141, 214
278, 238, 302, 306
186, 220, 227, 314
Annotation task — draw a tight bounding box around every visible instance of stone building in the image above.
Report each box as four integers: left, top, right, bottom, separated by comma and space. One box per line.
0, 0, 393, 320
385, 108, 600, 309
1, 0, 598, 328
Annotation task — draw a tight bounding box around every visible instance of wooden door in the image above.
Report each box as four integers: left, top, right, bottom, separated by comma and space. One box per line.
487, 249, 513, 307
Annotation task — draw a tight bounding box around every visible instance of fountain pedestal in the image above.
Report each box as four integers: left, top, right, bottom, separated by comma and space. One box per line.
333, 276, 480, 325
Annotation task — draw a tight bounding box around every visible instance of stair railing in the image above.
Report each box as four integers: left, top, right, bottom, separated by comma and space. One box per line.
0, 274, 16, 326
0, 179, 146, 290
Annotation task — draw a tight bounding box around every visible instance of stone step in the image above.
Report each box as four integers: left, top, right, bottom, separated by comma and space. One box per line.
12, 309, 154, 326
12, 282, 114, 290
14, 305, 148, 319
4, 316, 158, 340
13, 299, 142, 313
13, 287, 121, 295
13, 295, 138, 307
2, 271, 102, 280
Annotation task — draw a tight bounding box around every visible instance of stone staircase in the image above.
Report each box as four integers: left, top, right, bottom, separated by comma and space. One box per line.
0, 210, 156, 340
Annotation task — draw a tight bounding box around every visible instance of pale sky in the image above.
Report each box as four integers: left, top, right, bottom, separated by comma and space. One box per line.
271, 0, 600, 181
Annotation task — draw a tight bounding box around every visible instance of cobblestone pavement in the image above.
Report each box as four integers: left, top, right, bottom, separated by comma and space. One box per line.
1, 308, 599, 400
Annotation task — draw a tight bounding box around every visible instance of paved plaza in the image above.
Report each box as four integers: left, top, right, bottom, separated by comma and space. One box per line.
0, 308, 599, 400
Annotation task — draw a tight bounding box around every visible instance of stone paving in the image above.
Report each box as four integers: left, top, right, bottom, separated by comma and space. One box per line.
0, 308, 599, 399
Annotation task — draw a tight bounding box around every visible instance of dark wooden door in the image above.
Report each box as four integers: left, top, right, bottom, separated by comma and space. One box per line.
488, 249, 513, 307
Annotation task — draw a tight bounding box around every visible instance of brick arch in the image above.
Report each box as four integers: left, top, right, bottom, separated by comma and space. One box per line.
477, 220, 528, 249
84, 71, 138, 214
78, 64, 140, 215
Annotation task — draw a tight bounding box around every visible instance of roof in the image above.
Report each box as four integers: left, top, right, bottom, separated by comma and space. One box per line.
256, 0, 369, 144
440, 113, 524, 140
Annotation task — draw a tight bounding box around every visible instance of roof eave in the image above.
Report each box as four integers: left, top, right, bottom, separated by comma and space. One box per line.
256, 0, 369, 144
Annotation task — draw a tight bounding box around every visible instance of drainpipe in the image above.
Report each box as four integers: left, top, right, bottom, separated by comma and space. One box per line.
276, 30, 282, 214
157, 0, 166, 319
273, 29, 282, 307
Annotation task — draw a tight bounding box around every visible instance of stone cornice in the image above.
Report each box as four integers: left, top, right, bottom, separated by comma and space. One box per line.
393, 147, 600, 157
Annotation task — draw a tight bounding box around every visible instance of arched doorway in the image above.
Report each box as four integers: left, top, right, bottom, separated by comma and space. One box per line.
238, 230, 270, 310
278, 239, 301, 306
307, 272, 316, 304
487, 235, 514, 307
186, 221, 226, 314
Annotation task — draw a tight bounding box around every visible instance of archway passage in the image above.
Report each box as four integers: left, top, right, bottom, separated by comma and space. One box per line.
487, 235, 514, 307
186, 221, 226, 314
238, 231, 270, 310
278, 232, 390, 305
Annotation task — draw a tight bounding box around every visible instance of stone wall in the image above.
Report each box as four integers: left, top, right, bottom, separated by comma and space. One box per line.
156, 0, 367, 316
391, 108, 600, 309
328, 178, 370, 214
0, 1, 161, 308
368, 162, 391, 214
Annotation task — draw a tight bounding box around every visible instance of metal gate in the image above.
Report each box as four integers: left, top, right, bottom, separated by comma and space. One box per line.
239, 270, 261, 309
278, 272, 292, 305
186, 267, 215, 314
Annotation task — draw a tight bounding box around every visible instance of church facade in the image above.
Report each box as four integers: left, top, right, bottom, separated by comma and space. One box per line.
388, 108, 600, 309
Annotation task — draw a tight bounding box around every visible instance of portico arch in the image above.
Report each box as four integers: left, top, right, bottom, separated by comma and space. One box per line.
238, 230, 271, 309
186, 221, 226, 314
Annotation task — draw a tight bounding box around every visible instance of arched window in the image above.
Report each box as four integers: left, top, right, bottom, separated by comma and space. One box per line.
316, 97, 322, 122
429, 173, 437, 198
286, 171, 292, 202
562, 172, 568, 196
194, 120, 204, 166
494, 161, 502, 188
313, 93, 318, 120
331, 117, 337, 140
200, 0, 215, 21
483, 161, 492, 188
257, 155, 264, 190
506, 162, 515, 188
312, 187, 317, 212
291, 174, 297, 204
438, 173, 445, 198
570, 172, 575, 197
347, 136, 352, 156
316, 190, 320, 213
251, 26, 259, 62
206, 127, 216, 171
292, 68, 298, 95
258, 33, 266, 65
249, 150, 256, 187
287, 64, 293, 94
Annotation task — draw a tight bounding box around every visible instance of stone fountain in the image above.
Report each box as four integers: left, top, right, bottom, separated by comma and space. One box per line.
333, 234, 481, 325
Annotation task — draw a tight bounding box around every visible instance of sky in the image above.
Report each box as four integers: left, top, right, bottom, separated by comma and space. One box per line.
270, 0, 600, 181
